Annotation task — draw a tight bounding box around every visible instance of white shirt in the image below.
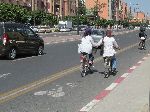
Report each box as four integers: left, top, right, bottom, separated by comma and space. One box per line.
98, 36, 118, 57
80, 35, 96, 54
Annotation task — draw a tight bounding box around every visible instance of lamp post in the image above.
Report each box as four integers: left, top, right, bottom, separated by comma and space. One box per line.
33, 0, 36, 26
77, 0, 80, 35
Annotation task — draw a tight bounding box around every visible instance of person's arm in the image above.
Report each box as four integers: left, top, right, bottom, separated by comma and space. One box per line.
113, 39, 120, 49
144, 32, 147, 39
139, 32, 141, 38
89, 36, 101, 46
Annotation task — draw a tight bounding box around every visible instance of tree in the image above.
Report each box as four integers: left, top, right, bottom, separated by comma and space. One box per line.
0, 3, 30, 23
78, 0, 86, 15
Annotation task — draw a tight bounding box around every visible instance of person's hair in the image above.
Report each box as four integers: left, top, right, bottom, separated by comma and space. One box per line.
84, 28, 92, 36
140, 27, 145, 32
106, 30, 112, 37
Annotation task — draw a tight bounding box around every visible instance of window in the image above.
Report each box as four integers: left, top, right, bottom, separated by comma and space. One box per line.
5, 27, 15, 32
24, 27, 35, 37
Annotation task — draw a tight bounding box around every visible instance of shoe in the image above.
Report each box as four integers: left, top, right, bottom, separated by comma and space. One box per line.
112, 68, 116, 72
112, 68, 117, 75
104, 72, 109, 78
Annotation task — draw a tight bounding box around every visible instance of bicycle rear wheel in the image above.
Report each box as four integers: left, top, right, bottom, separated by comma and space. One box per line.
81, 65, 88, 77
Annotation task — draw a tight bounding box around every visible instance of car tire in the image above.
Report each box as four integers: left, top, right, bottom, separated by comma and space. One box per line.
36, 46, 44, 55
7, 48, 17, 60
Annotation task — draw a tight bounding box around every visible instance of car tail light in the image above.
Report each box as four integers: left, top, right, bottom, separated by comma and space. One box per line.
2, 33, 9, 45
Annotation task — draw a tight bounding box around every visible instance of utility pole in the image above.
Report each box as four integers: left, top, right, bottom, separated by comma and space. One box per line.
33, 0, 36, 26
77, 0, 80, 35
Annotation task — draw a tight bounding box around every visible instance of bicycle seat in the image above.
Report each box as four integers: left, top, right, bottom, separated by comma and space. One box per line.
105, 56, 112, 59
81, 52, 88, 55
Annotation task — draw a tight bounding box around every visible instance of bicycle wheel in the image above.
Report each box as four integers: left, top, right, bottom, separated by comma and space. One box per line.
81, 65, 88, 77
139, 41, 145, 50
104, 57, 111, 77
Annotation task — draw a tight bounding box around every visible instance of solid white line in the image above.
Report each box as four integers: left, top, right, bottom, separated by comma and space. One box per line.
105, 83, 118, 91
121, 73, 129, 78
80, 99, 99, 112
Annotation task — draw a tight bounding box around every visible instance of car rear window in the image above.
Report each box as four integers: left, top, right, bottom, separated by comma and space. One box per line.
92, 30, 103, 35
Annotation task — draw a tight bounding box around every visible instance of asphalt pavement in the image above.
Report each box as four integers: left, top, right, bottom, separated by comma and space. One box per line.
80, 52, 150, 112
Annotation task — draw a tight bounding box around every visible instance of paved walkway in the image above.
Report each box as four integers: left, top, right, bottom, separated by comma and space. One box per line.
80, 53, 150, 112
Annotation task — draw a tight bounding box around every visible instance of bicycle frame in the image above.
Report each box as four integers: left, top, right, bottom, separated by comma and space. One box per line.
80, 53, 90, 77
104, 56, 113, 76
139, 39, 145, 49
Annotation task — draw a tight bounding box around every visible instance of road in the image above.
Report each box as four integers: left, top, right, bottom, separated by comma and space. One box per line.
38, 29, 127, 38
0, 30, 150, 112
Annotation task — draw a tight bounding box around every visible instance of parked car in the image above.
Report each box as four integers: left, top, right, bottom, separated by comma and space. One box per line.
59, 27, 71, 32
30, 26, 39, 33
80, 25, 88, 31
0, 22, 44, 60
91, 29, 106, 42
37, 26, 51, 33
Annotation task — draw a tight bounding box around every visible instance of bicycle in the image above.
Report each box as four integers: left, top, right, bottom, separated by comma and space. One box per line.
80, 52, 93, 77
139, 37, 146, 50
103, 56, 116, 77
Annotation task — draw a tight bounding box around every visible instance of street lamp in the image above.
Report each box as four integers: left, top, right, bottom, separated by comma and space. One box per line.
77, 0, 80, 35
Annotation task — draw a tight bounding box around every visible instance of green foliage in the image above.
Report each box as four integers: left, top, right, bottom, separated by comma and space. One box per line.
0, 3, 57, 26
0, 3, 30, 23
78, 0, 86, 15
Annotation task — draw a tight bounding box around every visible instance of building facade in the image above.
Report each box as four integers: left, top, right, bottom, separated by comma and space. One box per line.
85, 0, 128, 21
0, 0, 77, 18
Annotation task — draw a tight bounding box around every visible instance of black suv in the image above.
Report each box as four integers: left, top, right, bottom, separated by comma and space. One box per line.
0, 22, 44, 59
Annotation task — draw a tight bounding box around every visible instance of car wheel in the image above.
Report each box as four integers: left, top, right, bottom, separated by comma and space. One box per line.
37, 46, 44, 55
7, 48, 17, 60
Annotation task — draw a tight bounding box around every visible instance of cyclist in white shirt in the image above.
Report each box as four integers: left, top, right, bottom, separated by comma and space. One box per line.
80, 28, 97, 66
97, 30, 120, 73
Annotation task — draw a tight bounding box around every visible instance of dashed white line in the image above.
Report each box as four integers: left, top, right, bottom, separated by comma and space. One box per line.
121, 73, 129, 78
130, 66, 137, 70
80, 99, 99, 112
105, 83, 118, 91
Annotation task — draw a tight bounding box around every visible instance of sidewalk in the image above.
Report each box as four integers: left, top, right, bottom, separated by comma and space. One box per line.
87, 54, 150, 112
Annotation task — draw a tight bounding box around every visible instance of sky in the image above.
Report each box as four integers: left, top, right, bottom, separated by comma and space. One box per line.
125, 0, 150, 16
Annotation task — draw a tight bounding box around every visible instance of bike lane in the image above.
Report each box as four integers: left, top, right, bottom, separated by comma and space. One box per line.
80, 52, 150, 112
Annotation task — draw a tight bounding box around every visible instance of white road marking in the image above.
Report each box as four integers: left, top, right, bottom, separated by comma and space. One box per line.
66, 83, 77, 88
0, 73, 11, 79
105, 83, 118, 91
47, 86, 65, 97
130, 66, 137, 70
137, 61, 143, 64
121, 73, 129, 78
34, 91, 47, 95
80, 99, 99, 112
34, 85, 65, 97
